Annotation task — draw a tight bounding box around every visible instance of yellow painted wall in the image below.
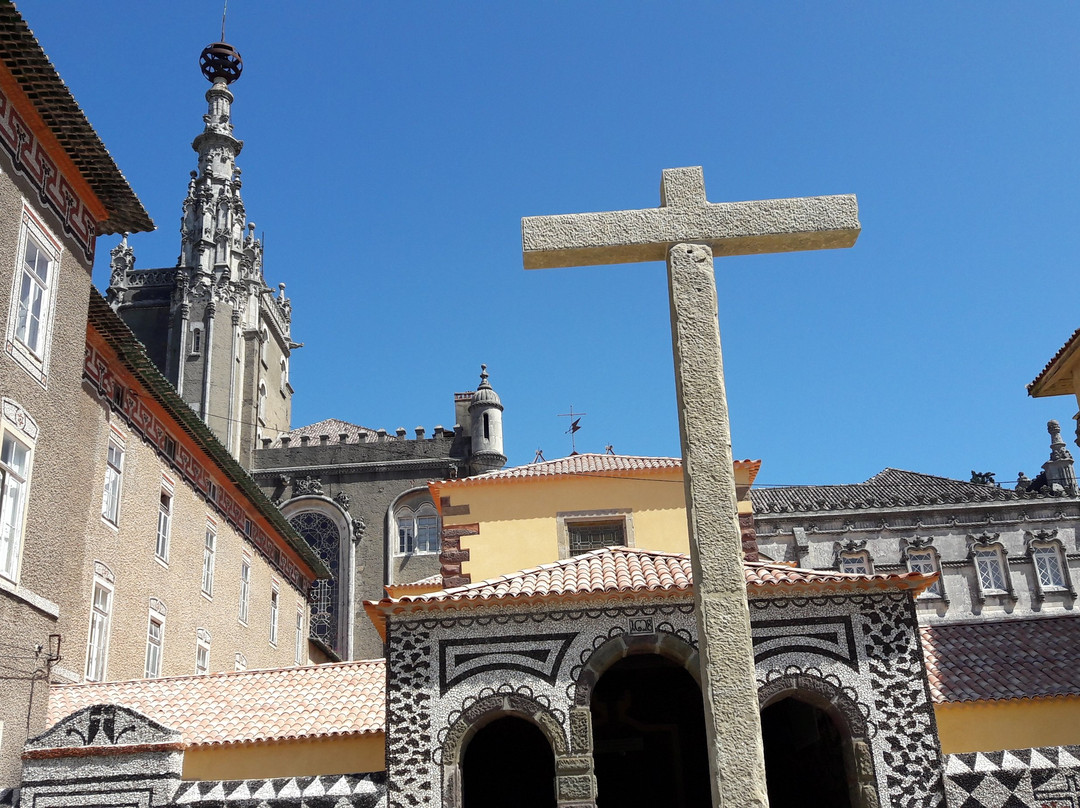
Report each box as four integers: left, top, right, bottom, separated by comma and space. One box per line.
935, 697, 1080, 754
446, 470, 704, 583
182, 732, 385, 780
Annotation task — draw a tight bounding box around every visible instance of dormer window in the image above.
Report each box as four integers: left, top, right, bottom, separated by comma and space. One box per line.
967, 533, 1015, 603
901, 537, 946, 601
1025, 529, 1076, 601
834, 539, 872, 575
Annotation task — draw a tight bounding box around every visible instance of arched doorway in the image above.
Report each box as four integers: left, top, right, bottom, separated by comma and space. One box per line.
761, 697, 852, 808
591, 655, 710, 808
462, 716, 555, 808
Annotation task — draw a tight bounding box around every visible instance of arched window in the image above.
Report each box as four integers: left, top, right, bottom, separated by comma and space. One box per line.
257, 382, 266, 422
284, 501, 352, 659
280, 356, 288, 394
396, 502, 440, 555
190, 326, 202, 355
259, 326, 269, 366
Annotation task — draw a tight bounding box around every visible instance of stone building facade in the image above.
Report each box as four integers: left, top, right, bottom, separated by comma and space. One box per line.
251, 368, 507, 661
107, 42, 293, 470
751, 422, 1080, 626
104, 39, 509, 664
0, 5, 153, 787
72, 293, 325, 687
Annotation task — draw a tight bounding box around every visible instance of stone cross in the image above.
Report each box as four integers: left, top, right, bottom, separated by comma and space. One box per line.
521, 167, 859, 808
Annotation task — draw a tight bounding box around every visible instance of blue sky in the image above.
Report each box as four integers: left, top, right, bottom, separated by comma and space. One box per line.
25, 2, 1080, 486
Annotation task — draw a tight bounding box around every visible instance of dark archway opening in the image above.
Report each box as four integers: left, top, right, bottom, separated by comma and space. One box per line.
591, 654, 710, 808
462, 716, 556, 808
761, 697, 852, 808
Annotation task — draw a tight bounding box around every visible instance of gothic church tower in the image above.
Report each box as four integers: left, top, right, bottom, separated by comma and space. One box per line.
107, 42, 292, 468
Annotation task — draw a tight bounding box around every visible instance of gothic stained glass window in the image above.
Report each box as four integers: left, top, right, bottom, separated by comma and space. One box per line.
289, 511, 341, 654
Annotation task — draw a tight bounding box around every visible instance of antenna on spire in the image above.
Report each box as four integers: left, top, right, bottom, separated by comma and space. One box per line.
221, 0, 229, 41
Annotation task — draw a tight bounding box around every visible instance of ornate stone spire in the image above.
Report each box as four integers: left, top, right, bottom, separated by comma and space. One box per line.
1043, 419, 1078, 495
468, 364, 506, 474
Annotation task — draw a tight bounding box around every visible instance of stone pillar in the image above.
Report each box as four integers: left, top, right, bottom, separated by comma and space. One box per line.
668, 241, 769, 808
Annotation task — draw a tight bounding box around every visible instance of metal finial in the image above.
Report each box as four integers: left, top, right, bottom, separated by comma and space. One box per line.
200, 41, 243, 84
221, 0, 229, 41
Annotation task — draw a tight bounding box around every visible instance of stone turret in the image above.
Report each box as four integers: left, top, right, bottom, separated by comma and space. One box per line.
106, 40, 294, 468
468, 365, 506, 474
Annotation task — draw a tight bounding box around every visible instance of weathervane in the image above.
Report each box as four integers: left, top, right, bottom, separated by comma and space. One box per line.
558, 405, 586, 456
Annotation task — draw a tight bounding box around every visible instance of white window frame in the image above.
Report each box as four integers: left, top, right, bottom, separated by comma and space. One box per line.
84, 564, 115, 682
195, 628, 211, 675
101, 432, 125, 527
234, 652, 247, 672
189, 325, 203, 356
838, 551, 872, 575
280, 357, 288, 395
201, 519, 216, 598
395, 502, 441, 555
155, 479, 174, 564
5, 206, 61, 388
967, 535, 1015, 603
238, 552, 251, 625
902, 539, 946, 601
295, 604, 305, 666
144, 601, 166, 679
258, 382, 267, 423
269, 581, 280, 646
0, 400, 36, 584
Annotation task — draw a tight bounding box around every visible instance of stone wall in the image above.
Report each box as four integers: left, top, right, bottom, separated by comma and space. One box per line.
0, 136, 99, 786
384, 591, 946, 808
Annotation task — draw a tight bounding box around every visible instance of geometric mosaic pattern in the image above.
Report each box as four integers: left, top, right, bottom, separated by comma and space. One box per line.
945, 746, 1080, 808
171, 773, 386, 806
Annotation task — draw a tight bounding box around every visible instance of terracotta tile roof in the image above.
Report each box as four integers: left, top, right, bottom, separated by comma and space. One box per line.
47, 660, 385, 747
0, 6, 151, 234
1028, 327, 1080, 396
364, 547, 933, 637
921, 615, 1080, 703
271, 418, 379, 448
751, 467, 1058, 514
385, 575, 443, 598
433, 454, 760, 487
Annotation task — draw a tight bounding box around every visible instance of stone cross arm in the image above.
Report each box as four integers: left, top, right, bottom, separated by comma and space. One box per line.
522, 166, 860, 269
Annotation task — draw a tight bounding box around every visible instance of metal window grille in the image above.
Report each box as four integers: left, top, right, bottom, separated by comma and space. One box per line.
568, 520, 626, 556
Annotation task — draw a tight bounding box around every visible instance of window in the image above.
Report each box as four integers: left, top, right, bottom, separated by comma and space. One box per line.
85, 567, 114, 682
1032, 544, 1067, 590
838, 552, 872, 575
280, 357, 288, 394
396, 503, 440, 554
269, 583, 280, 646
238, 554, 251, 624
295, 605, 305, 666
973, 547, 1007, 593
190, 326, 202, 355
202, 521, 216, 597
6, 210, 61, 384
145, 614, 163, 679
234, 652, 247, 672
195, 628, 211, 675
905, 548, 943, 599
101, 437, 124, 525
569, 520, 626, 556
259, 326, 269, 366
155, 486, 173, 563
0, 427, 32, 582
557, 509, 633, 559
258, 382, 266, 422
